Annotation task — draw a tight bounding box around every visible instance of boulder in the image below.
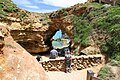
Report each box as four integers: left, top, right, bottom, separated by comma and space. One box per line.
80, 46, 101, 55
0, 24, 48, 80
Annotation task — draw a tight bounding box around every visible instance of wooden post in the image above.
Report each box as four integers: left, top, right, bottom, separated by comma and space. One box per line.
91, 77, 100, 80
87, 70, 100, 80
87, 70, 94, 80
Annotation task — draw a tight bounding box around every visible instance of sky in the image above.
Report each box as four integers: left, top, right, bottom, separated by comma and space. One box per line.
12, 0, 87, 13
53, 30, 62, 40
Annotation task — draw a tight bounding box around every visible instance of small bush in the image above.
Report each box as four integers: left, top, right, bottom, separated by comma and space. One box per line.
109, 60, 120, 67
63, 11, 68, 16
111, 52, 120, 61
98, 65, 115, 80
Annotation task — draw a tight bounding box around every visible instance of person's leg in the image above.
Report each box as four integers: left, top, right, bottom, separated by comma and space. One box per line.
69, 61, 72, 73
65, 61, 69, 73
69, 64, 72, 73
50, 55, 56, 59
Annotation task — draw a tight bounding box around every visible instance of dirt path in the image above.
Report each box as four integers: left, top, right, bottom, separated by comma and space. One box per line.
46, 64, 104, 80
109, 65, 120, 80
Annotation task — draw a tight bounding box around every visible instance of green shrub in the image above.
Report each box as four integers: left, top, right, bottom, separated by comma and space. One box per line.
63, 11, 68, 16
109, 60, 120, 67
0, 0, 18, 18
73, 15, 92, 47
98, 65, 115, 80
111, 52, 120, 61
0, 11, 6, 16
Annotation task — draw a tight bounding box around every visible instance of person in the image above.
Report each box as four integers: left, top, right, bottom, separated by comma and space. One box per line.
49, 47, 58, 59
65, 49, 72, 73
36, 55, 42, 62
63, 47, 70, 56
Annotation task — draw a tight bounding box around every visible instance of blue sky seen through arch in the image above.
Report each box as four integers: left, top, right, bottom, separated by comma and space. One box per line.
53, 30, 62, 40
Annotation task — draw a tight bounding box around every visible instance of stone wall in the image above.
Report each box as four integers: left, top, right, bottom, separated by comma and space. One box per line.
40, 55, 104, 72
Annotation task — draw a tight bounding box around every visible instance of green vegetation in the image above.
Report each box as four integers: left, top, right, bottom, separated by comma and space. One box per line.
0, 0, 28, 21
81, 2, 102, 9
0, 0, 17, 16
73, 3, 120, 79
73, 15, 92, 47
63, 11, 68, 16
98, 65, 115, 80
17, 11, 28, 20
73, 2, 120, 61
109, 60, 120, 67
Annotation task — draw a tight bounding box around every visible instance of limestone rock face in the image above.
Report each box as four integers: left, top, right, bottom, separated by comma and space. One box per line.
88, 0, 120, 5
0, 0, 88, 53
9, 5, 88, 53
11, 29, 50, 53
9, 13, 51, 53
2, 0, 107, 54
49, 7, 87, 40
0, 24, 48, 80
81, 46, 101, 55
8, 7, 77, 53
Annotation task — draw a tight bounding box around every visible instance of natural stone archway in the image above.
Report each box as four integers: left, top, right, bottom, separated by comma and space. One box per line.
9, 4, 88, 53
10, 10, 74, 53
49, 16, 73, 40
10, 25, 73, 53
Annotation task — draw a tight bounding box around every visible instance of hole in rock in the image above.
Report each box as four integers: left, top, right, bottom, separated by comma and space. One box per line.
32, 29, 71, 61
50, 29, 71, 57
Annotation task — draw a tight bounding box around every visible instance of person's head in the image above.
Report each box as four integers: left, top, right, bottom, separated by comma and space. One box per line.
52, 46, 57, 49
67, 50, 70, 54
65, 50, 70, 54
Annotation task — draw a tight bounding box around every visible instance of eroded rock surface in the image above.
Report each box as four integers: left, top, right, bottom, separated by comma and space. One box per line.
0, 24, 48, 80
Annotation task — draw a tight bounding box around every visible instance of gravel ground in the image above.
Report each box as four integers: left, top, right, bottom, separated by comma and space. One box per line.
46, 64, 104, 80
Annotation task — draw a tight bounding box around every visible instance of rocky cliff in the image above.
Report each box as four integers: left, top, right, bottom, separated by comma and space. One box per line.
0, 24, 48, 80
0, 0, 119, 54
0, 0, 78, 53
0, 0, 87, 53
0, 0, 52, 53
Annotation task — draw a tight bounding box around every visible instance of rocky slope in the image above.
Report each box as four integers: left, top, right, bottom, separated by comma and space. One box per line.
0, 0, 52, 53
0, 24, 48, 80
0, 0, 87, 53
0, 0, 78, 53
